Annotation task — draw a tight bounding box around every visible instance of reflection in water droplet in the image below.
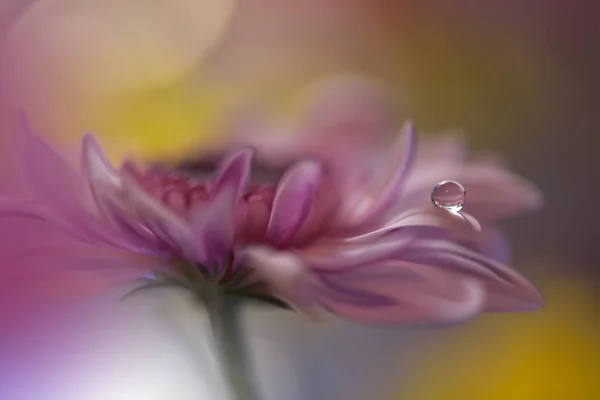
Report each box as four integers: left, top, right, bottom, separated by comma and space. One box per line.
431, 180, 466, 212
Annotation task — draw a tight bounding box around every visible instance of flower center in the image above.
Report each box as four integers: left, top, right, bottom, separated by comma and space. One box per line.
136, 167, 277, 243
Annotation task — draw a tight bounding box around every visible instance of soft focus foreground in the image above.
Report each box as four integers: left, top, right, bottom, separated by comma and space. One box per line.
1, 1, 598, 400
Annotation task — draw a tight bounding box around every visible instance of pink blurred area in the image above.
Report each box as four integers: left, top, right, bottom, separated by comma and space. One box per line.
1, 1, 598, 399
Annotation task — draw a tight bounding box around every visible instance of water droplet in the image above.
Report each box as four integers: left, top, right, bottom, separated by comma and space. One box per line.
431, 180, 466, 212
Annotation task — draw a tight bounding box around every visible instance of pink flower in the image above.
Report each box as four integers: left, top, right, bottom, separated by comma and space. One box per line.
0, 102, 542, 326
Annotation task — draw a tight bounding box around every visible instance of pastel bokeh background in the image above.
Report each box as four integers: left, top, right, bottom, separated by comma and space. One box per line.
1, 1, 598, 399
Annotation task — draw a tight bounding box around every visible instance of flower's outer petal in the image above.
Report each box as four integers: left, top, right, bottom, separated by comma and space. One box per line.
416, 132, 468, 164
211, 148, 253, 198
399, 159, 542, 220
8, 119, 156, 254
267, 160, 322, 246
17, 114, 83, 211
300, 232, 415, 271
189, 149, 252, 263
346, 206, 481, 243
215, 77, 398, 170
191, 184, 237, 264
311, 260, 486, 325
456, 162, 543, 219
340, 122, 416, 227
467, 224, 510, 263
0, 214, 154, 305
296, 76, 397, 163
0, 196, 46, 220
398, 239, 543, 312
243, 246, 314, 311
121, 170, 196, 260
82, 134, 164, 254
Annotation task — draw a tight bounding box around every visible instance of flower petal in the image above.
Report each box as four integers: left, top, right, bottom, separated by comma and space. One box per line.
191, 183, 237, 264
0, 213, 154, 304
398, 158, 542, 220
81, 134, 121, 191
243, 246, 314, 311
81, 135, 165, 254
296, 76, 397, 164
2, 128, 155, 255
398, 239, 543, 311
346, 206, 481, 243
188, 149, 253, 263
340, 121, 416, 227
457, 162, 543, 219
121, 171, 195, 259
300, 232, 415, 271
267, 161, 322, 246
312, 261, 486, 324
211, 148, 253, 198
17, 114, 83, 211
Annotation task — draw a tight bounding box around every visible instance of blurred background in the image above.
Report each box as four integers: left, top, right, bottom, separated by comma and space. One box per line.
0, 1, 598, 399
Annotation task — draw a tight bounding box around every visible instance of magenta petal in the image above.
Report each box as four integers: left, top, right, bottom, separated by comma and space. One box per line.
399, 239, 543, 311
295, 77, 397, 165
81, 135, 162, 253
301, 232, 415, 271
267, 161, 322, 246
0, 196, 46, 220
190, 149, 252, 263
458, 162, 543, 219
342, 121, 416, 226
469, 225, 510, 263
191, 183, 237, 263
243, 246, 314, 311
17, 115, 83, 210
211, 148, 253, 198
8, 122, 146, 254
312, 261, 486, 324
0, 215, 154, 305
121, 171, 195, 259
81, 134, 121, 198
347, 206, 481, 242
399, 160, 543, 221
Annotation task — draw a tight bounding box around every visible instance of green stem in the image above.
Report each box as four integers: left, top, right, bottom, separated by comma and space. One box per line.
204, 293, 261, 400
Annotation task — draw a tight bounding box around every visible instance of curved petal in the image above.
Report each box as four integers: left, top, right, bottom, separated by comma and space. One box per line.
300, 232, 415, 271
398, 159, 543, 220
242, 246, 314, 311
189, 149, 253, 263
0, 196, 46, 220
2, 127, 156, 255
191, 183, 237, 264
296, 76, 398, 165
211, 148, 253, 198
340, 121, 416, 227
0, 213, 154, 305
81, 135, 165, 254
467, 224, 510, 263
312, 261, 486, 325
346, 206, 481, 243
17, 113, 82, 210
416, 132, 468, 164
397, 239, 543, 311
457, 162, 543, 219
267, 161, 322, 246
121, 171, 195, 260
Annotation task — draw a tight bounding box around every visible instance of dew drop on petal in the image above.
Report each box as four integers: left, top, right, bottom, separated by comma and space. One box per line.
431, 180, 466, 212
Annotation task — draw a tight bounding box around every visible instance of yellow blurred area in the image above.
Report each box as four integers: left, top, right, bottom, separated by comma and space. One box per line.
396, 264, 599, 400
0, 0, 236, 162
